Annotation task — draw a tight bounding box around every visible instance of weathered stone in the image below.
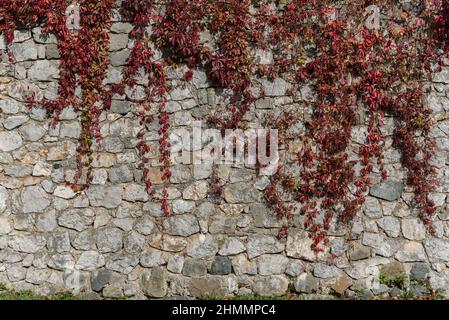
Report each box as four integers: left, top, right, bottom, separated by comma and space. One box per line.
286, 232, 315, 261
224, 182, 260, 203
161, 236, 188, 252
246, 235, 284, 259
20, 186, 50, 213
141, 267, 167, 298
109, 21, 133, 33
209, 215, 238, 234
331, 274, 352, 295
86, 185, 123, 209
11, 40, 38, 61
135, 217, 155, 235
102, 282, 124, 298
60, 122, 81, 139
110, 100, 131, 114
109, 33, 129, 51
167, 254, 184, 274
294, 273, 319, 293
47, 253, 75, 271
402, 218, 426, 241
433, 67, 449, 83
123, 184, 148, 202
172, 199, 195, 214
349, 242, 370, 261
91, 169, 108, 185
9, 234, 46, 253
377, 216, 401, 237
0, 131, 23, 151
96, 227, 123, 253
194, 202, 216, 218
76, 251, 105, 271
218, 238, 246, 256
395, 241, 426, 262
47, 231, 70, 253
35, 210, 57, 232
3, 115, 28, 130
261, 78, 291, 96
6, 264, 27, 282
29, 60, 58, 81
252, 203, 283, 228
110, 49, 130, 67
106, 253, 139, 274
253, 275, 289, 296
186, 235, 219, 259
362, 233, 401, 258
45, 44, 60, 59
424, 238, 449, 261
170, 87, 194, 101
313, 263, 339, 279
26, 267, 51, 285
285, 259, 304, 277
32, 27, 57, 44
188, 276, 222, 297
140, 249, 166, 268
380, 261, 405, 277
103, 136, 124, 153
0, 186, 7, 213
369, 180, 404, 201
3, 164, 32, 178
183, 258, 207, 276
53, 185, 77, 199
32, 161, 52, 176
162, 215, 199, 237
109, 165, 134, 183
257, 255, 288, 276
91, 269, 112, 292
231, 254, 257, 275
58, 209, 94, 231
182, 181, 209, 200
410, 263, 431, 281
124, 231, 145, 253
72, 230, 95, 251
92, 153, 116, 168
18, 123, 46, 141
211, 256, 232, 275
170, 165, 192, 183
0, 217, 12, 235
47, 141, 77, 161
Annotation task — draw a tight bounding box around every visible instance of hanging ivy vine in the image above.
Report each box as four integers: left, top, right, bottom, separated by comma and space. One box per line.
1, 0, 448, 252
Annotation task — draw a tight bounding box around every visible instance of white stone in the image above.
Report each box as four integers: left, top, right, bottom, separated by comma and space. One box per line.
402, 218, 426, 241
32, 161, 52, 176
0, 131, 23, 151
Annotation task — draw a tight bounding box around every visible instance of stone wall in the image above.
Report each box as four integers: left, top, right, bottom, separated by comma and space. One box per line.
2, 12, 449, 300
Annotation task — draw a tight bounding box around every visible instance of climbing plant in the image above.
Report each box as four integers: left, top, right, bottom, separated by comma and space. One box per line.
1, 0, 448, 252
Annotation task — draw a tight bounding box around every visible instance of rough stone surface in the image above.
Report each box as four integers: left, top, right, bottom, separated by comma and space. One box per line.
247, 235, 284, 259
424, 238, 449, 261
257, 255, 288, 275
162, 215, 200, 237
253, 275, 289, 296
395, 241, 427, 262
0, 131, 23, 152
294, 273, 319, 293
1, 16, 449, 300
286, 232, 315, 261
20, 186, 50, 213
210, 256, 232, 275
141, 268, 167, 298
402, 218, 426, 241
218, 238, 246, 256
369, 180, 404, 201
